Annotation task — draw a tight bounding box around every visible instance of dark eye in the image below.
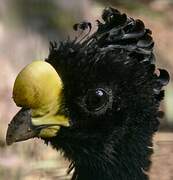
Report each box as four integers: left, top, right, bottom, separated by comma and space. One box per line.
85, 88, 109, 112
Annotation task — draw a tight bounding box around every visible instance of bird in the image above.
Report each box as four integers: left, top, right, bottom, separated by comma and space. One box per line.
6, 7, 170, 180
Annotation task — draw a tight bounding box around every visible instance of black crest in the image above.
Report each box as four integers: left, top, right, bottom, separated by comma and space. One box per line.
47, 7, 169, 94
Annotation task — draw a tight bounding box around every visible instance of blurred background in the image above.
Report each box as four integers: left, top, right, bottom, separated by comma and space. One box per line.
0, 0, 173, 179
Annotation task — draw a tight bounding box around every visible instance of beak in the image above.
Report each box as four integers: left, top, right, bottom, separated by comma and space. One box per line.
6, 109, 34, 145
6, 60, 70, 145
6, 108, 69, 145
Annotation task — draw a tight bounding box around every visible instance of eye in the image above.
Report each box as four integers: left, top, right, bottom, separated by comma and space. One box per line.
85, 88, 109, 112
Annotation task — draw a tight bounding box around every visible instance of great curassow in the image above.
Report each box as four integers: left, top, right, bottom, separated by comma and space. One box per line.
6, 7, 170, 180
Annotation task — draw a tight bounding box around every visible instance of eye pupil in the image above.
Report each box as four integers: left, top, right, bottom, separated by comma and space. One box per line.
85, 88, 108, 111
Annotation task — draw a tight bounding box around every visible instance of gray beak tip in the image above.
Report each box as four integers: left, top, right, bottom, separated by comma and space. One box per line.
6, 108, 37, 145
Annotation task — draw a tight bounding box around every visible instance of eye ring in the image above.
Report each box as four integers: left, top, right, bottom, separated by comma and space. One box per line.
84, 88, 110, 112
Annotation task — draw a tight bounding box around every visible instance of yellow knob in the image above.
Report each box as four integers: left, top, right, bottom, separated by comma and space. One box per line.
13, 61, 62, 110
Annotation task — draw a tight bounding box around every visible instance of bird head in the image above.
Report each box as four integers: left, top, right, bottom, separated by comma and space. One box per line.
6, 7, 169, 179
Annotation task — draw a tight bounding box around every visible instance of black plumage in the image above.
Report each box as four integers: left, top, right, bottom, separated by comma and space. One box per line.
45, 7, 170, 180
44, 7, 171, 180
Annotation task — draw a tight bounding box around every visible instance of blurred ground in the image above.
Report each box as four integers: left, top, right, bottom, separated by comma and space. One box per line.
0, 0, 173, 180
151, 133, 173, 180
